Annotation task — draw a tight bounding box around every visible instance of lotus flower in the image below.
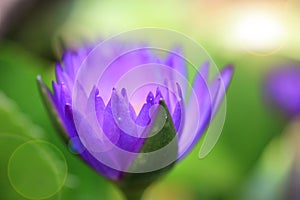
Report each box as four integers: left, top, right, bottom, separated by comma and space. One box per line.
264, 63, 300, 118
37, 40, 233, 199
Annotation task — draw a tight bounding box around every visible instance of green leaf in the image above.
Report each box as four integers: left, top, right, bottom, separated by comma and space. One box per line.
0, 91, 44, 139
0, 41, 53, 132
0, 91, 43, 200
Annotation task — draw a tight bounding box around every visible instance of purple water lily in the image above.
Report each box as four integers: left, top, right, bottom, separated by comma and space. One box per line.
38, 41, 233, 187
264, 63, 300, 118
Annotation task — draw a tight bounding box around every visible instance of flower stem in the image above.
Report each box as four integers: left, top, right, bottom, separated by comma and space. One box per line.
115, 176, 148, 200
123, 190, 143, 200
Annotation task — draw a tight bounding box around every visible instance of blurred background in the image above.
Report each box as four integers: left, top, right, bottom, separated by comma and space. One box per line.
0, 0, 299, 199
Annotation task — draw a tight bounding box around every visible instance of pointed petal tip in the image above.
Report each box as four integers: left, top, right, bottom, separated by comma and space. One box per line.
222, 64, 234, 75
92, 86, 100, 96
121, 88, 127, 97
203, 60, 210, 67
154, 87, 164, 104
146, 91, 154, 104
155, 87, 162, 96
220, 64, 234, 86
198, 61, 210, 81
36, 74, 42, 81
172, 45, 183, 53
37, 75, 47, 87
37, 75, 49, 96
37, 75, 50, 93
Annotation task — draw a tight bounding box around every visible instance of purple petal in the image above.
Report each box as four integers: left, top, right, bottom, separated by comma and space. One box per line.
177, 66, 212, 159
192, 67, 212, 125
96, 48, 153, 101
85, 86, 98, 115
154, 87, 163, 104
60, 83, 71, 110
210, 65, 233, 116
172, 83, 185, 137
61, 48, 91, 82
55, 63, 65, 84
111, 88, 137, 135
102, 100, 122, 145
52, 81, 61, 105
102, 89, 144, 153
165, 47, 187, 77
62, 51, 76, 79
136, 91, 154, 126
73, 81, 88, 114
172, 102, 182, 132
95, 89, 105, 126
64, 104, 121, 180
199, 61, 210, 82
164, 47, 188, 95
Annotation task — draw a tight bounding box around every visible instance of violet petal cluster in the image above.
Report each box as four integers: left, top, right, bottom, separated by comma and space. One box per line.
38, 44, 233, 181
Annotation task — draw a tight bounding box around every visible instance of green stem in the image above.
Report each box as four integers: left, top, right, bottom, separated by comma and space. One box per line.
115, 176, 149, 200
122, 190, 143, 200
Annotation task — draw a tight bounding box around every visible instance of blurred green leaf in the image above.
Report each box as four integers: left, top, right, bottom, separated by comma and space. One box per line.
0, 41, 53, 132
0, 91, 58, 200
0, 91, 45, 138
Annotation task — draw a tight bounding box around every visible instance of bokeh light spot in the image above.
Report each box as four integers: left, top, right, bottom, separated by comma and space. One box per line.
8, 140, 67, 199
234, 9, 286, 55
